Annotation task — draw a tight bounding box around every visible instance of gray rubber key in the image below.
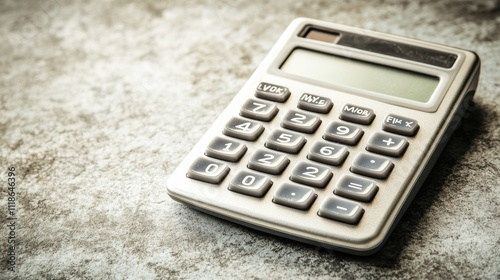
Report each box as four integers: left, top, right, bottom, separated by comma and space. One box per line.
307, 140, 349, 166
223, 117, 264, 141
318, 196, 364, 224
273, 183, 317, 210
366, 132, 408, 157
240, 99, 279, 121
255, 82, 290, 102
247, 149, 290, 175
186, 157, 230, 184
334, 175, 378, 202
324, 121, 364, 145
383, 114, 419, 136
281, 110, 321, 133
206, 137, 247, 162
290, 161, 333, 188
265, 129, 306, 154
339, 104, 375, 125
229, 171, 272, 197
297, 93, 333, 114
350, 153, 394, 179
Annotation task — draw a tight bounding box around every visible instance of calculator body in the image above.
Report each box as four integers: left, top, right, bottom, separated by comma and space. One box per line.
167, 18, 480, 255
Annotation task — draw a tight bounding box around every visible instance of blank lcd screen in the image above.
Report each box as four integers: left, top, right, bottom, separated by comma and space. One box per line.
280, 48, 439, 103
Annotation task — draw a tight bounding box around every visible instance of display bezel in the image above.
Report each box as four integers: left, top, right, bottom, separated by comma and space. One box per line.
268, 38, 463, 112
280, 48, 440, 103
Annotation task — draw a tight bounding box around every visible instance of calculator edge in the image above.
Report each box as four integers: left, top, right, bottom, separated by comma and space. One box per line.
166, 18, 482, 256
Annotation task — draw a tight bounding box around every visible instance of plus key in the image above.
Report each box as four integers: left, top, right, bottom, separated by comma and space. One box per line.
366, 132, 409, 157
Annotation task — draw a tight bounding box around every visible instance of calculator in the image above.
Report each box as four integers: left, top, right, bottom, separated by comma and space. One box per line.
167, 18, 480, 255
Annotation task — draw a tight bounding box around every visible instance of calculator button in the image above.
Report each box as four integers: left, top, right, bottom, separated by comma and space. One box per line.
318, 196, 364, 224
186, 157, 230, 184
255, 82, 291, 102
307, 141, 349, 166
223, 117, 264, 141
383, 114, 419, 136
350, 153, 394, 179
297, 93, 333, 114
205, 137, 247, 162
229, 171, 272, 197
240, 99, 279, 121
324, 122, 364, 145
265, 129, 306, 154
248, 150, 290, 175
366, 132, 409, 157
273, 183, 317, 210
290, 162, 333, 188
281, 110, 322, 134
339, 104, 375, 125
334, 175, 378, 202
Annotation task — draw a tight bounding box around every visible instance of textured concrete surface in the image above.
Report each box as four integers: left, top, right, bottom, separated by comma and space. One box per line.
0, 0, 499, 279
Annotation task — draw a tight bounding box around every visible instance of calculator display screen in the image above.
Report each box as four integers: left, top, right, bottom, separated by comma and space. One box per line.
280, 48, 439, 103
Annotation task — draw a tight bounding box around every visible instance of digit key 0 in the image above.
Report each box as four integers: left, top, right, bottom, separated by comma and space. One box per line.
229, 171, 273, 197
186, 157, 230, 184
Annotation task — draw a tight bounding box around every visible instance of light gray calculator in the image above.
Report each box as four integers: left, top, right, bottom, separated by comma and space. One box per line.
167, 18, 480, 255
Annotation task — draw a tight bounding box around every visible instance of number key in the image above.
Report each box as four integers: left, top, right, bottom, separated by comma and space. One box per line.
205, 137, 247, 162
324, 121, 364, 145
223, 117, 264, 141
186, 157, 230, 184
248, 149, 290, 175
281, 110, 321, 133
240, 99, 279, 121
290, 162, 333, 188
307, 141, 349, 166
229, 171, 272, 197
265, 129, 306, 154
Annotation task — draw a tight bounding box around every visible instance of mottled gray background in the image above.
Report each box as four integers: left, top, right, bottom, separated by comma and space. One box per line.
0, 0, 499, 279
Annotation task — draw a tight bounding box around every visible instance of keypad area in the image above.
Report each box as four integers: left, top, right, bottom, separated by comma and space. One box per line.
187, 82, 418, 225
